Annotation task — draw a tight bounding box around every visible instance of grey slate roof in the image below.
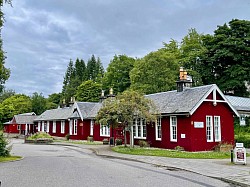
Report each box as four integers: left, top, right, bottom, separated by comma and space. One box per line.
5, 112, 37, 124
34, 107, 73, 121
146, 84, 214, 115
75, 102, 102, 119
225, 95, 250, 112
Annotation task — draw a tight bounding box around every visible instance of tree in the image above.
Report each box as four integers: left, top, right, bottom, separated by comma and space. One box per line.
179, 28, 207, 86
201, 19, 250, 96
0, 0, 11, 93
103, 55, 135, 94
0, 94, 32, 122
86, 55, 104, 81
75, 58, 86, 83
30, 92, 46, 115
47, 93, 61, 107
75, 80, 102, 102
0, 89, 15, 103
130, 40, 180, 94
96, 90, 157, 147
0, 131, 10, 156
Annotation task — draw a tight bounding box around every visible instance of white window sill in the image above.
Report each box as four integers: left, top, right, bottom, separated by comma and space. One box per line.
100, 135, 110, 137
170, 140, 177, 142
134, 137, 146, 139
156, 138, 162, 141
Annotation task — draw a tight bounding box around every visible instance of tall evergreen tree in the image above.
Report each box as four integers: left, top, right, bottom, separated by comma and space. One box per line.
75, 58, 86, 83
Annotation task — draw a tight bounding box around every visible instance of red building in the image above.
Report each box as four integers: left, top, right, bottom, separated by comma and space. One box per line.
3, 112, 37, 135
34, 107, 73, 138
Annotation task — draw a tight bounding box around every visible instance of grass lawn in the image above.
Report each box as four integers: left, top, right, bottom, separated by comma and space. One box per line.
112, 146, 238, 159
0, 156, 22, 162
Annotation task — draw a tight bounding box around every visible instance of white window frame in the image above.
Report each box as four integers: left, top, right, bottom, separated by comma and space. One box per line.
155, 117, 162, 140
38, 122, 41, 131
100, 124, 110, 137
170, 116, 177, 142
61, 120, 65, 134
69, 120, 73, 135
52, 121, 56, 133
206, 116, 213, 142
42, 121, 45, 132
90, 120, 94, 136
46, 121, 50, 133
73, 119, 77, 135
133, 118, 146, 139
214, 116, 221, 142
17, 125, 20, 130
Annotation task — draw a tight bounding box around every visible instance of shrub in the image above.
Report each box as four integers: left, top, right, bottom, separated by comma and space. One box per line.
115, 138, 122, 145
138, 140, 149, 147
65, 134, 70, 141
174, 146, 184, 151
0, 132, 10, 156
27, 132, 53, 141
87, 136, 93, 142
235, 134, 250, 148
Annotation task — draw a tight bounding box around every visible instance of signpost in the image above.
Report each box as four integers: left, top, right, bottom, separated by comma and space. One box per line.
234, 143, 247, 165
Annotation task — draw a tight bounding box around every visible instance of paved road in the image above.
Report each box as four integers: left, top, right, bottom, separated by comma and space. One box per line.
0, 139, 234, 187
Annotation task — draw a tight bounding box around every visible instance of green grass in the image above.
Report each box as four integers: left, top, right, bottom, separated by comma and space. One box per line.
112, 146, 235, 159
0, 156, 22, 162
54, 139, 103, 145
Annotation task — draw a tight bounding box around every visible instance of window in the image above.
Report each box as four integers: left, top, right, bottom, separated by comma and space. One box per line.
69, 120, 73, 135
38, 122, 41, 131
100, 124, 110, 137
17, 125, 20, 130
73, 119, 77, 135
61, 121, 65, 134
170, 116, 177, 142
90, 120, 94, 136
47, 121, 50, 133
42, 121, 45, 132
206, 116, 213, 142
133, 118, 146, 139
155, 118, 162, 140
52, 121, 56, 133
214, 116, 221, 142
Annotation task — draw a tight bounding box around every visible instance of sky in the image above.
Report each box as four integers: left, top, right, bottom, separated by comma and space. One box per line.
2, 0, 250, 97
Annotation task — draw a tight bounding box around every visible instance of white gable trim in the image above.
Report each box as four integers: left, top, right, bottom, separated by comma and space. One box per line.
73, 102, 84, 121
190, 84, 239, 117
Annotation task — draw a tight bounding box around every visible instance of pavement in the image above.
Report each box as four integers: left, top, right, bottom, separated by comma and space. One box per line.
51, 141, 250, 187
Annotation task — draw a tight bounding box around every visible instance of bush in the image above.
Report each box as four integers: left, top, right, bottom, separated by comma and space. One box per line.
138, 140, 149, 147
115, 138, 122, 145
174, 146, 184, 151
235, 134, 250, 148
65, 134, 70, 141
27, 132, 53, 141
0, 132, 10, 156
87, 136, 93, 142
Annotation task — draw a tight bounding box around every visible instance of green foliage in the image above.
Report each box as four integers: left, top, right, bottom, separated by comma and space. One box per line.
27, 132, 53, 140
0, 94, 32, 122
0, 89, 15, 103
130, 40, 179, 94
0, 0, 11, 93
65, 134, 70, 141
115, 138, 122, 145
75, 80, 102, 102
138, 140, 149, 147
201, 19, 250, 96
86, 55, 104, 82
47, 93, 61, 106
0, 131, 10, 156
30, 92, 46, 115
103, 55, 135, 94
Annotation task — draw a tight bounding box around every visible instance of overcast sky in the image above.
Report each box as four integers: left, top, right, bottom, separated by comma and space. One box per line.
2, 0, 250, 97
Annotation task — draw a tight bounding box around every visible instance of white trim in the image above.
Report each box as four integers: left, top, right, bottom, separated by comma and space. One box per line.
38, 122, 41, 131
155, 118, 162, 141
46, 121, 50, 133
133, 118, 146, 139
170, 116, 177, 142
42, 121, 45, 132
69, 120, 73, 135
100, 124, 110, 137
206, 116, 213, 142
61, 120, 65, 134
214, 116, 221, 142
90, 120, 94, 136
17, 125, 20, 130
73, 119, 77, 135
190, 84, 239, 117
52, 121, 56, 133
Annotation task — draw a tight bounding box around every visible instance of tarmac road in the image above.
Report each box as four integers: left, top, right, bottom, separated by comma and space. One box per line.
0, 139, 234, 187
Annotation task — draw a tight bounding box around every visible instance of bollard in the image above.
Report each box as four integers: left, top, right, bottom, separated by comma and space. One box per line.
231, 149, 234, 163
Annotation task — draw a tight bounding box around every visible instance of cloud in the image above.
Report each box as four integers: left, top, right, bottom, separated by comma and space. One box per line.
2, 0, 250, 96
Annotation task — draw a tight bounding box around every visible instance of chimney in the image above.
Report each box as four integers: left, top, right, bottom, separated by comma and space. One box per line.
176, 67, 192, 92
99, 90, 106, 103
68, 97, 75, 106
107, 88, 115, 99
